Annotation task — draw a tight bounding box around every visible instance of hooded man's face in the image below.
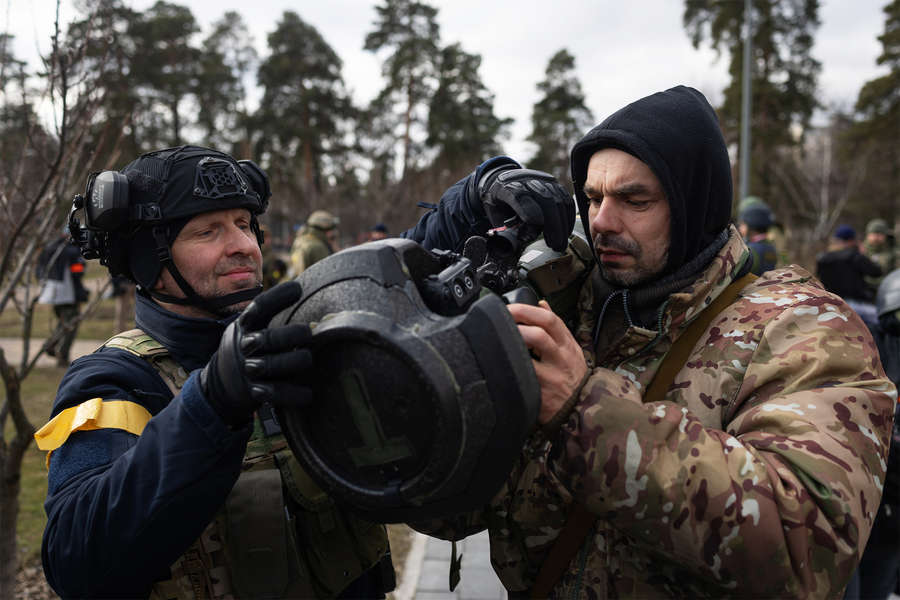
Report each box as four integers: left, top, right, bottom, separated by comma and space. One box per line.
584, 148, 670, 287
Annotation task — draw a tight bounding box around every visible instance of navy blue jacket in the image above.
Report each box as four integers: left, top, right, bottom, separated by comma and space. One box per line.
41, 293, 251, 598
401, 156, 518, 251
745, 236, 777, 276
42, 155, 512, 597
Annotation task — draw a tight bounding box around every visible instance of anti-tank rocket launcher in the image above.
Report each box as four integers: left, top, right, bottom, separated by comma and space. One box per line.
270, 219, 551, 523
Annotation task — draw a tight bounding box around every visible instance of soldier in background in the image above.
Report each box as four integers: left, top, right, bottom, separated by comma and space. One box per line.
739, 196, 790, 266
816, 224, 883, 326
37, 231, 89, 367
864, 218, 897, 289
289, 209, 339, 276
369, 222, 389, 241
844, 269, 900, 600
737, 202, 778, 275
258, 224, 288, 290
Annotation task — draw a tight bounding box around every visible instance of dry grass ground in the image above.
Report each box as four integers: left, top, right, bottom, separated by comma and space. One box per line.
8, 365, 64, 599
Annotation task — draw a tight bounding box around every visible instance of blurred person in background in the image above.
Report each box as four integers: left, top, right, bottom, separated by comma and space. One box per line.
289, 209, 339, 276
864, 218, 897, 289
816, 224, 883, 326
37, 229, 89, 367
737, 201, 778, 275
844, 269, 900, 600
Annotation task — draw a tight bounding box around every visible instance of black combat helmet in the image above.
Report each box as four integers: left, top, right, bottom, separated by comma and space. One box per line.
877, 269, 900, 322
69, 145, 271, 312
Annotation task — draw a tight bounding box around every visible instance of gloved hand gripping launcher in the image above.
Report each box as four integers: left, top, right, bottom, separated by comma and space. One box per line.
271, 237, 540, 523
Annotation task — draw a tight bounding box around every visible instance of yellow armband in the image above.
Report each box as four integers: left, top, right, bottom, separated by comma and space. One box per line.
34, 398, 152, 468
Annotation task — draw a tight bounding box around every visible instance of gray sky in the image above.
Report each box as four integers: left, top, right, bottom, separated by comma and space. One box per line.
2, 0, 890, 160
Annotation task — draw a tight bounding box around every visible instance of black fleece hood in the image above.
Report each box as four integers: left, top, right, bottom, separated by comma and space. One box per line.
570, 85, 732, 279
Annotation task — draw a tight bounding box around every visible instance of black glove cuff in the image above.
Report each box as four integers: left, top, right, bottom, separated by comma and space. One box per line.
476, 163, 517, 200
463, 158, 520, 224
200, 359, 253, 429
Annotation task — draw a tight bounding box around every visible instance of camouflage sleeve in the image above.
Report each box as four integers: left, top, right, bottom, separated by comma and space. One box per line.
551, 297, 895, 598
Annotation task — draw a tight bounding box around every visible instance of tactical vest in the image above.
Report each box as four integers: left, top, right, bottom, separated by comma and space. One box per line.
102, 329, 390, 599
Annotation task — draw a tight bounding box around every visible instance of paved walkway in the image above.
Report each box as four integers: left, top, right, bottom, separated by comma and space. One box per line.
396, 530, 505, 600
0, 337, 100, 368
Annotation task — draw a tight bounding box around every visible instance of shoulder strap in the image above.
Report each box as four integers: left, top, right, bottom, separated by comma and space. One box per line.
529, 503, 595, 599
529, 271, 757, 599
643, 272, 757, 405
100, 328, 188, 395
100, 328, 167, 356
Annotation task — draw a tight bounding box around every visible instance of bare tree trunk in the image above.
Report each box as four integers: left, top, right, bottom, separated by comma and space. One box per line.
0, 349, 32, 598
0, 2, 128, 592
172, 98, 181, 146
0, 450, 23, 598
401, 77, 413, 182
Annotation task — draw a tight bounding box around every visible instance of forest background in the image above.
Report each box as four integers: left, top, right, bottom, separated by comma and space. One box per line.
0, 0, 898, 595
4, 0, 898, 261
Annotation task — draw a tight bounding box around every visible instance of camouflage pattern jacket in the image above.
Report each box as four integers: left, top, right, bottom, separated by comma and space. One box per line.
418, 227, 895, 598
289, 228, 333, 276
863, 240, 899, 289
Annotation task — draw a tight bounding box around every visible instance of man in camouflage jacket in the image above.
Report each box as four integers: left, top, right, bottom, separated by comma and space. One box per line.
289, 209, 339, 276
404, 86, 895, 598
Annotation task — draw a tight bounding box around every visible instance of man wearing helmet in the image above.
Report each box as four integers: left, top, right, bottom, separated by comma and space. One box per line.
35, 146, 393, 598
290, 209, 339, 276
845, 270, 900, 599
737, 200, 778, 275
864, 217, 897, 288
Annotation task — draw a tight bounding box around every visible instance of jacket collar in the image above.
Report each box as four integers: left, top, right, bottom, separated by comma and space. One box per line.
134, 291, 236, 372
584, 225, 751, 363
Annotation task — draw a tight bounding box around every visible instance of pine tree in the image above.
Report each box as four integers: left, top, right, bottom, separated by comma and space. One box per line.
683, 0, 821, 207
427, 43, 511, 177
63, 0, 143, 162
0, 33, 31, 151
527, 49, 593, 191
195, 11, 257, 154
364, 0, 440, 181
256, 11, 356, 209
840, 0, 900, 227
127, 1, 201, 147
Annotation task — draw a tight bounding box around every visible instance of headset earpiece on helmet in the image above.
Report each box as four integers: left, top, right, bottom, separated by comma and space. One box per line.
85, 170, 132, 230
68, 170, 139, 278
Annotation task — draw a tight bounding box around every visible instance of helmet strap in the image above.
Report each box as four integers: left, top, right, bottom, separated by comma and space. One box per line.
148, 226, 263, 314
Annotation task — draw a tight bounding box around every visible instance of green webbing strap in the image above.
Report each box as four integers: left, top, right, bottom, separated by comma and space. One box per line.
529, 271, 757, 599
643, 272, 757, 405
529, 503, 595, 599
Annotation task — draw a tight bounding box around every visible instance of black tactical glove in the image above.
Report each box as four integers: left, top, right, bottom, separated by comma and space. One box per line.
200, 281, 312, 428
478, 167, 576, 252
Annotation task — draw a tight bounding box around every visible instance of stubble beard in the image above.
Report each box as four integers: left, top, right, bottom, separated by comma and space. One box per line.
594, 233, 668, 288
206, 258, 263, 317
